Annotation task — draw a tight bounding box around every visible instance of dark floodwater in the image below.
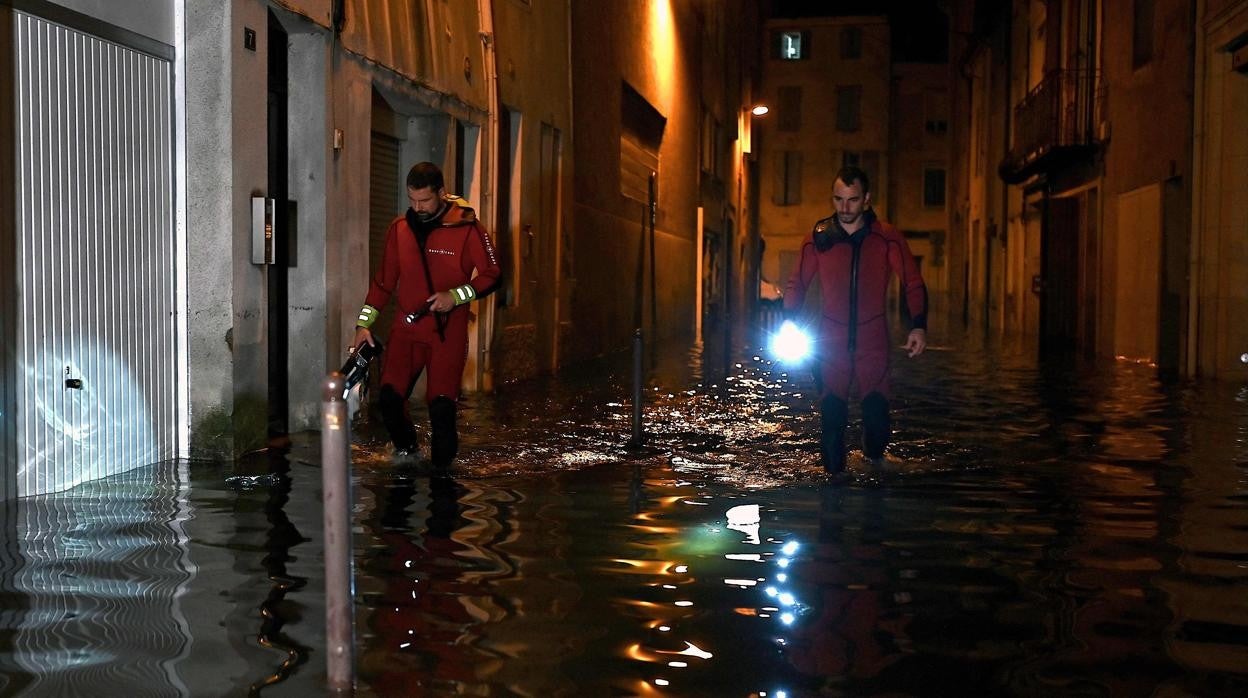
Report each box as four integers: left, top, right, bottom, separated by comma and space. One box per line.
2, 314, 1247, 697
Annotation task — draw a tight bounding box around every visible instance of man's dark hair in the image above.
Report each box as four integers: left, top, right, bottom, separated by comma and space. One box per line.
406, 161, 445, 191
835, 165, 870, 194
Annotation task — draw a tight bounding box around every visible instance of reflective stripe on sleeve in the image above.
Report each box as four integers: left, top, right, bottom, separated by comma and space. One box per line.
451, 284, 477, 305
357, 304, 379, 328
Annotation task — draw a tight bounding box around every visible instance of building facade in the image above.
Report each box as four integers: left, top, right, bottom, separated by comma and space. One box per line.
756, 16, 892, 299
567, 1, 762, 359
947, 0, 1247, 380
1192, 0, 1248, 379
755, 13, 951, 313
1, 0, 762, 496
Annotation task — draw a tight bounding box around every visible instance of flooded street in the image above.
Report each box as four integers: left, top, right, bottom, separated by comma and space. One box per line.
1, 314, 1247, 696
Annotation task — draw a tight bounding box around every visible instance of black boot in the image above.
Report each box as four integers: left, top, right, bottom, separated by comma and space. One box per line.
819, 393, 849, 474
429, 396, 459, 469
861, 391, 891, 463
379, 385, 418, 455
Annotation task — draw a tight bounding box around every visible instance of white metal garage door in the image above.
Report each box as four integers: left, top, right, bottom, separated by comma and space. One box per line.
12, 10, 177, 496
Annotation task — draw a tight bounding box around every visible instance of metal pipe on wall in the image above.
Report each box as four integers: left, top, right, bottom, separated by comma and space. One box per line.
477, 0, 500, 391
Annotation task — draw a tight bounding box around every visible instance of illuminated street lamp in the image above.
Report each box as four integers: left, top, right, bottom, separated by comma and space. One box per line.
750, 104, 770, 116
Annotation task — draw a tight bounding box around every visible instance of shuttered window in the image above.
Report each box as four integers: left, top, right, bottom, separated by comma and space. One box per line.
368, 131, 401, 337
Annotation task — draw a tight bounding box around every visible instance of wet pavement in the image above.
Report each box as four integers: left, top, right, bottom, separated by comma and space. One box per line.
1, 311, 1247, 696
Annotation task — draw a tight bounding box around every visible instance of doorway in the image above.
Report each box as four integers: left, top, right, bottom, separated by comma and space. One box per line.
1041, 196, 1080, 353
537, 122, 563, 371
266, 13, 291, 437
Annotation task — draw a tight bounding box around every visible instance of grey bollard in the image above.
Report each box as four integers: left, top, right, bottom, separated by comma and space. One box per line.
321, 372, 355, 692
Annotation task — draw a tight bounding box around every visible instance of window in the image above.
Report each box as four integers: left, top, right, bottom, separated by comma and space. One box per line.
620, 82, 665, 204
836, 85, 861, 132
1133, 0, 1154, 68
777, 86, 802, 132
840, 150, 879, 192
924, 90, 948, 135
772, 30, 809, 60
773, 151, 802, 206
701, 108, 715, 174
923, 167, 947, 208
840, 26, 862, 59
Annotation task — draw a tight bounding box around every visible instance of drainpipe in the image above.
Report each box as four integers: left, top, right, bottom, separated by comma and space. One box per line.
477, 0, 500, 390
1187, 0, 1205, 377
997, 7, 1012, 334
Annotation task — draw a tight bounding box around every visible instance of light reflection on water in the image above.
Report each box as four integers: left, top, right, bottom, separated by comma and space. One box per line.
0, 319, 1246, 696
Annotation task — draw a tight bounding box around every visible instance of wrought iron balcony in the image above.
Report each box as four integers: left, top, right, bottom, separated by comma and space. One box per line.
999, 69, 1106, 184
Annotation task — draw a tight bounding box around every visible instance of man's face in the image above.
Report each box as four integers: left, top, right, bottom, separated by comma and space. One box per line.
832, 178, 871, 229
408, 185, 445, 221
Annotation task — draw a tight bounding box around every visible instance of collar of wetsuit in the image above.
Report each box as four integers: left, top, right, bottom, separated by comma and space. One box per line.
815, 208, 876, 251
406, 207, 443, 242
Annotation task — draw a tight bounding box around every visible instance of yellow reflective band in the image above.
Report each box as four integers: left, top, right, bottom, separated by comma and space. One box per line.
452, 284, 476, 306
356, 304, 379, 329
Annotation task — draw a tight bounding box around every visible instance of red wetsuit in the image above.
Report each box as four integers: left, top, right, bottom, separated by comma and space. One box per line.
784, 209, 926, 401
365, 197, 501, 402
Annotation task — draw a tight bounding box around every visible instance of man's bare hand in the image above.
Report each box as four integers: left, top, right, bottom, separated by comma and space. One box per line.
904, 329, 926, 358
353, 326, 374, 348
426, 291, 455, 313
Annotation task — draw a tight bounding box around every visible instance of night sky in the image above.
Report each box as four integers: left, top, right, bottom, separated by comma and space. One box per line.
763, 0, 950, 63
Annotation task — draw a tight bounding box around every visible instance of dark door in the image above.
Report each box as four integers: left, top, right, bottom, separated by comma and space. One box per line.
537, 122, 562, 371
1158, 177, 1188, 375
267, 13, 290, 436
1041, 196, 1080, 353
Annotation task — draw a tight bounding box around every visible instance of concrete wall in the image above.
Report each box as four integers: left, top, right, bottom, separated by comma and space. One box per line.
1100, 0, 1194, 363
491, 0, 573, 381
281, 14, 332, 430
1193, 0, 1248, 379
184, 0, 269, 458
568, 0, 703, 360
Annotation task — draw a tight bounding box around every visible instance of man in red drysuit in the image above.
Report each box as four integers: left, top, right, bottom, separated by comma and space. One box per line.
353, 162, 501, 467
784, 166, 927, 474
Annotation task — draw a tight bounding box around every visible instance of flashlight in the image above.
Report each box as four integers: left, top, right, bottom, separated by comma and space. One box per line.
770, 320, 812, 364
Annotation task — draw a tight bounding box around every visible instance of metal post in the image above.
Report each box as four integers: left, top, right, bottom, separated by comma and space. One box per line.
321, 372, 354, 692
628, 328, 644, 448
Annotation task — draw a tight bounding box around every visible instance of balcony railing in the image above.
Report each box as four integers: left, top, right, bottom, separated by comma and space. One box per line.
1000, 69, 1106, 183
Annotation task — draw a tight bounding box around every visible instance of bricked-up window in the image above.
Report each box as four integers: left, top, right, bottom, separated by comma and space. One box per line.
701, 108, 715, 174
836, 85, 862, 132
620, 82, 665, 204
773, 151, 802, 206
1133, 0, 1154, 68
777, 86, 802, 132
700, 109, 730, 182
840, 26, 862, 59
772, 30, 810, 60
923, 166, 947, 207
924, 90, 948, 135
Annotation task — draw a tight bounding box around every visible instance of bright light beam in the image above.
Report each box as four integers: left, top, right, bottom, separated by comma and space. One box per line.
769, 321, 812, 364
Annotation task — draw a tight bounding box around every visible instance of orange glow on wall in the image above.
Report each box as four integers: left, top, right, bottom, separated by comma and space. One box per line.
647, 0, 677, 109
